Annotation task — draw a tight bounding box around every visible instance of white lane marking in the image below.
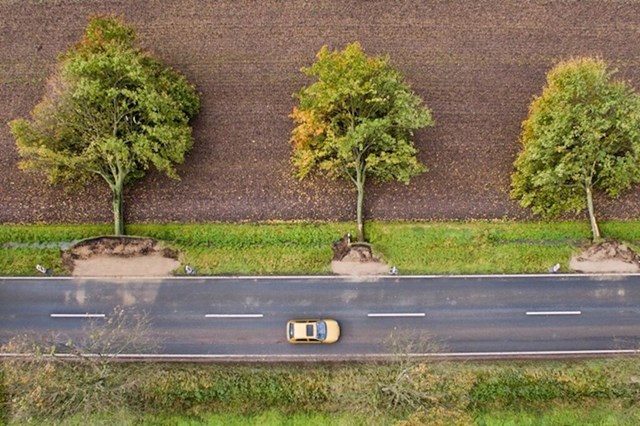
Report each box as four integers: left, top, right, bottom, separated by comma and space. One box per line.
205, 314, 264, 318
526, 311, 582, 316
368, 313, 426, 318
50, 313, 105, 319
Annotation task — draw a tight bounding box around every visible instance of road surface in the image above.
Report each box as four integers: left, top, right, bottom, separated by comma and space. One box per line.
1, 274, 639, 360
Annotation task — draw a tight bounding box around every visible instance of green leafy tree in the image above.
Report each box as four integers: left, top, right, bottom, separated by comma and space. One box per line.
291, 42, 433, 242
9, 16, 200, 235
511, 57, 640, 241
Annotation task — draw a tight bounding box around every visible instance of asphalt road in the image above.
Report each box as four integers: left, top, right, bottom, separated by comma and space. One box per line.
1, 275, 639, 360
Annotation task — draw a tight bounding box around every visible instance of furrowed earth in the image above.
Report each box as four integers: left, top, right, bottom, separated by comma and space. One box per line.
2, 1, 640, 226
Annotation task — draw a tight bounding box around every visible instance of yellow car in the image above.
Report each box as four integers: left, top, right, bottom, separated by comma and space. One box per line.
286, 319, 340, 344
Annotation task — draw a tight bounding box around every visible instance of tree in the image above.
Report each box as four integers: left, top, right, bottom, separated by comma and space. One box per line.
511, 57, 640, 241
291, 42, 433, 242
9, 16, 200, 235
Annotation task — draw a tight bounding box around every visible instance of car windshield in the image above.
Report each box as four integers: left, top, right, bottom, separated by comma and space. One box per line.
316, 321, 327, 340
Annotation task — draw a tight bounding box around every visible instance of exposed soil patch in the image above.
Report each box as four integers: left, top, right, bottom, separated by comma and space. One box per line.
331, 243, 390, 276
63, 236, 180, 277
570, 240, 640, 274
331, 260, 390, 276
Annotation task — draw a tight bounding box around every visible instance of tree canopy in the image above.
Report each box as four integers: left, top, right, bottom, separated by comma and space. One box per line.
10, 16, 200, 235
291, 42, 433, 242
511, 57, 640, 241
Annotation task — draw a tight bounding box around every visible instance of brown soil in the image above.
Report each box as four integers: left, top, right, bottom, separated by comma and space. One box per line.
71, 254, 180, 277
331, 245, 390, 276
63, 237, 180, 277
2, 2, 640, 225
570, 240, 640, 274
331, 260, 390, 276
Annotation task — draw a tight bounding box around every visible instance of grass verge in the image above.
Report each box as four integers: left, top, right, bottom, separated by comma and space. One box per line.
1, 220, 640, 275
1, 357, 639, 425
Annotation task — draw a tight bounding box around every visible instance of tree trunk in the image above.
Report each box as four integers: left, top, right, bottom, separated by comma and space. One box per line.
356, 182, 365, 242
112, 177, 125, 236
355, 163, 366, 242
585, 182, 601, 242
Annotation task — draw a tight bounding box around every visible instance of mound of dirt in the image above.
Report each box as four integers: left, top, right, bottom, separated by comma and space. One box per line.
63, 236, 180, 277
570, 240, 640, 273
331, 244, 390, 276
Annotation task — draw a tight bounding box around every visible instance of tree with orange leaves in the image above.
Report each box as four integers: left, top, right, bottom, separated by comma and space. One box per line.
291, 42, 433, 242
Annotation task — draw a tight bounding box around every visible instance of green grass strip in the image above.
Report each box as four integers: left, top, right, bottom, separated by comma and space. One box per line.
2, 358, 639, 425
1, 220, 639, 275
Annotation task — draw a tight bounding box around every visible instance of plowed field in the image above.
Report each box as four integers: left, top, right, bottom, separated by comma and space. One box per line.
2, 0, 639, 224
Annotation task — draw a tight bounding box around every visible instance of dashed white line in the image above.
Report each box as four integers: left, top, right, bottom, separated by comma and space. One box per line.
205, 314, 264, 319
526, 311, 582, 316
50, 313, 106, 319
367, 312, 426, 318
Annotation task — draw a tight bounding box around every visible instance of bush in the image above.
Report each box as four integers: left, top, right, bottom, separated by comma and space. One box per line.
135, 365, 332, 414
1, 358, 639, 424
469, 363, 631, 411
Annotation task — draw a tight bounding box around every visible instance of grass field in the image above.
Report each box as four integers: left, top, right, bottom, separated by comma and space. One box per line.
1, 220, 639, 276
2, 356, 639, 425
